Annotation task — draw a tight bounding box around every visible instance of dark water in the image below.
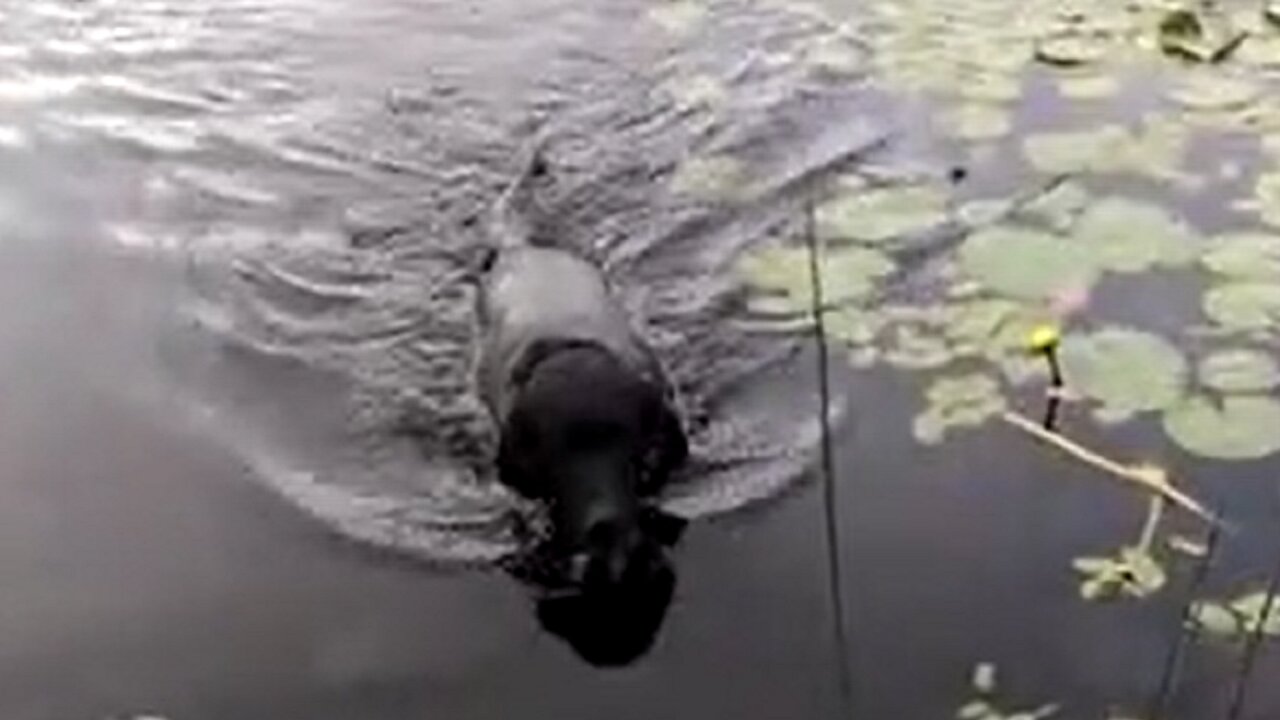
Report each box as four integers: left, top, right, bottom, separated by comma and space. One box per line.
4, 0, 1280, 717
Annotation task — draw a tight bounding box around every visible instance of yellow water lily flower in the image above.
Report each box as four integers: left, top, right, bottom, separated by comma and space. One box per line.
1028, 324, 1062, 354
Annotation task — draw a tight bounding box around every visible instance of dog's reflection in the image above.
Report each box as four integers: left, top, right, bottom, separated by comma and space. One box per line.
511, 505, 686, 667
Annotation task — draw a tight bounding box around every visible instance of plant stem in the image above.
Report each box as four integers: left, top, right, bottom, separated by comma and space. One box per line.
999, 410, 1220, 527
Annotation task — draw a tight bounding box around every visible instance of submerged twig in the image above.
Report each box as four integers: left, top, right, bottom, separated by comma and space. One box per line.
1147, 514, 1224, 720
999, 410, 1221, 527
1225, 483, 1280, 720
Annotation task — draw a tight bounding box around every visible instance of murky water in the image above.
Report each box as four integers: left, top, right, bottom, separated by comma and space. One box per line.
6, 0, 1280, 716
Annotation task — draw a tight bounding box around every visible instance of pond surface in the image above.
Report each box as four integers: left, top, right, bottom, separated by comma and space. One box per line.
5, 0, 1280, 717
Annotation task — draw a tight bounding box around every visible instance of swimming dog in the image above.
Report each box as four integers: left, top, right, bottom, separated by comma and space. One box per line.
475, 147, 688, 665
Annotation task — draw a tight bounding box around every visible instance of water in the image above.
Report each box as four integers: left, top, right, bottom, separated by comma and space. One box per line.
5, 0, 1280, 717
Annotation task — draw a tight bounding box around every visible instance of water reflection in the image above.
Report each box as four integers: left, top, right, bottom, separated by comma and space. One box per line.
514, 510, 687, 667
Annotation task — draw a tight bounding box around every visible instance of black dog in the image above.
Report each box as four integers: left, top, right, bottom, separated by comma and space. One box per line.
475, 149, 689, 665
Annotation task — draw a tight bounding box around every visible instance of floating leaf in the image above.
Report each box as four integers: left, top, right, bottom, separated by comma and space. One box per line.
1158, 8, 1246, 63
957, 700, 993, 720
1072, 196, 1200, 272
1198, 350, 1280, 393
884, 325, 954, 369
1230, 591, 1280, 635
1202, 282, 1280, 330
1022, 126, 1127, 175
941, 103, 1013, 141
670, 154, 747, 200
1059, 328, 1188, 419
648, 0, 706, 34
1189, 600, 1240, 637
972, 662, 998, 695
1168, 74, 1260, 111
1074, 547, 1167, 600
1057, 73, 1121, 100
826, 307, 884, 346
1164, 394, 1280, 459
1036, 33, 1109, 66
913, 373, 1006, 445
1201, 233, 1280, 280
1017, 180, 1090, 232
1253, 173, 1280, 228
959, 225, 1097, 301
817, 185, 950, 244
739, 244, 896, 314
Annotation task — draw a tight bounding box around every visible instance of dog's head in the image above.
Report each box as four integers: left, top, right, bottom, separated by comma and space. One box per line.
498, 342, 688, 665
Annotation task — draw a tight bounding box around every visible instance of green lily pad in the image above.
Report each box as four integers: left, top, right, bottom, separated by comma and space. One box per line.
941, 103, 1013, 142
1201, 233, 1280, 280
817, 185, 950, 244
1202, 282, 1280, 330
884, 325, 954, 370
1231, 591, 1280, 634
1036, 33, 1109, 66
912, 373, 1006, 445
1074, 546, 1168, 600
1198, 350, 1280, 393
739, 244, 896, 307
1057, 73, 1121, 100
1164, 394, 1280, 459
1168, 74, 1260, 111
1253, 173, 1280, 228
956, 72, 1024, 104
826, 307, 884, 346
1190, 600, 1240, 637
971, 662, 998, 695
648, 0, 706, 34
959, 225, 1097, 301
670, 154, 748, 201
1017, 180, 1090, 232
1158, 8, 1247, 63
1022, 126, 1128, 175
1071, 196, 1200, 272
1060, 328, 1187, 419
942, 298, 1023, 348
956, 700, 993, 720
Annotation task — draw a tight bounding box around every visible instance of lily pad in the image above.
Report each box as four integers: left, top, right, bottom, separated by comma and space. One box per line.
1168, 74, 1260, 112
1017, 180, 1090, 232
1074, 546, 1168, 600
1022, 126, 1128, 175
670, 154, 748, 201
912, 373, 1006, 445
1190, 600, 1240, 637
648, 0, 706, 34
972, 662, 998, 695
1198, 350, 1280, 393
1253, 173, 1280, 228
1202, 282, 1280, 330
1057, 73, 1121, 100
739, 244, 896, 307
1071, 196, 1200, 272
1164, 394, 1280, 459
1201, 233, 1280, 280
959, 225, 1097, 301
941, 103, 1013, 142
1231, 591, 1280, 635
817, 185, 950, 244
1060, 328, 1187, 419
1158, 8, 1247, 63
1036, 32, 1109, 66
